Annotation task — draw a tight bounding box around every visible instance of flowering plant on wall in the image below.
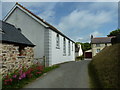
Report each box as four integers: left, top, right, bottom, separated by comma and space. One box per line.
2, 63, 44, 88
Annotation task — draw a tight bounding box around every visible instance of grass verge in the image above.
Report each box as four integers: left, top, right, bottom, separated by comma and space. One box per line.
88, 61, 102, 88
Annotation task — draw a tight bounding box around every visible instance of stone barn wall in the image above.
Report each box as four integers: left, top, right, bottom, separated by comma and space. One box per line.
0, 43, 34, 77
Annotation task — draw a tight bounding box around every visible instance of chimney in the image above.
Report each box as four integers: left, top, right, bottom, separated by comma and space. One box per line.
91, 35, 93, 40
17, 28, 21, 32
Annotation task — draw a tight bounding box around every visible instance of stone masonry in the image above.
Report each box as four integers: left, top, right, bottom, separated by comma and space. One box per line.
0, 43, 34, 77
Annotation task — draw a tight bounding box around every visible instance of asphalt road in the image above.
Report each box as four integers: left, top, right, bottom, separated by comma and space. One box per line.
24, 60, 91, 88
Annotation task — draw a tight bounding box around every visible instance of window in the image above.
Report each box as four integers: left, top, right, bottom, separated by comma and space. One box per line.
63, 38, 66, 55
18, 46, 25, 56
96, 44, 100, 47
56, 34, 60, 49
68, 41, 71, 55
72, 43, 73, 51
96, 49, 100, 53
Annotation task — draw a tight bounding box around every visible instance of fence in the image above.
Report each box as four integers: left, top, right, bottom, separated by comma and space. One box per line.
33, 56, 46, 67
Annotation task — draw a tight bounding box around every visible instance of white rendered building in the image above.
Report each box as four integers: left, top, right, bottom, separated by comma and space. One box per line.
3, 3, 75, 66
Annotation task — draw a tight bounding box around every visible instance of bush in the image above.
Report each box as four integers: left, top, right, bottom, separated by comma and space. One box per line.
2, 63, 44, 88
89, 43, 120, 88
76, 55, 84, 61
2, 63, 59, 88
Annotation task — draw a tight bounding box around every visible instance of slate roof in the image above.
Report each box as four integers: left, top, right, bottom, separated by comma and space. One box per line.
91, 37, 113, 44
0, 20, 35, 47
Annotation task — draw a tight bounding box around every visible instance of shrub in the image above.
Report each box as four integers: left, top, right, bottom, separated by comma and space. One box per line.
76, 55, 84, 61
2, 63, 44, 88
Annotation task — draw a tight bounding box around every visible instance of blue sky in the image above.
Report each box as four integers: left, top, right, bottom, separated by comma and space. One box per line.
1, 2, 118, 42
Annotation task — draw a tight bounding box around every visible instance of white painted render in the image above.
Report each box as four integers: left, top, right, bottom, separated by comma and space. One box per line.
5, 8, 45, 59
50, 30, 75, 65
75, 44, 83, 57
4, 6, 75, 66
92, 43, 111, 57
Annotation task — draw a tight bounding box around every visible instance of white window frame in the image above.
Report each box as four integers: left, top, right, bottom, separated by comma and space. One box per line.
68, 41, 71, 56
72, 43, 73, 51
96, 44, 100, 47
96, 49, 100, 53
63, 38, 66, 56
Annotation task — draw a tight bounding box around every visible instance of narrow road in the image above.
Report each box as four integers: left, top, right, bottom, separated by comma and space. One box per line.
24, 60, 91, 88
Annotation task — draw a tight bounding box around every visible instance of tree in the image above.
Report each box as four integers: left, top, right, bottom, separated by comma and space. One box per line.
107, 29, 120, 37
76, 42, 91, 52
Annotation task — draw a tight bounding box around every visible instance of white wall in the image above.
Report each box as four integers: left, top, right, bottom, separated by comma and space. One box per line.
75, 44, 83, 57
5, 8, 45, 59
50, 30, 75, 66
5, 7, 75, 66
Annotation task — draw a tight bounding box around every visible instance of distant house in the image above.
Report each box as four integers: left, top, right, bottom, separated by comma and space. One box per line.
3, 3, 75, 66
91, 36, 113, 57
75, 43, 83, 57
0, 20, 35, 76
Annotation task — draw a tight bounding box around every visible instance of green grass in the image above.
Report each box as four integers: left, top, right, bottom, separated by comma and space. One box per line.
88, 61, 102, 88
0, 74, 2, 89
43, 65, 59, 73
88, 43, 120, 88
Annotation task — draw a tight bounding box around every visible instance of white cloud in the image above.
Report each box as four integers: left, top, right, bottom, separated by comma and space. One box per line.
55, 3, 117, 42
0, 2, 2, 20
1, 0, 119, 2
90, 31, 103, 37
21, 2, 57, 23
57, 9, 112, 33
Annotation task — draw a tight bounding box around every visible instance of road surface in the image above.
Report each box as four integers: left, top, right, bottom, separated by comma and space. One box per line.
24, 60, 91, 88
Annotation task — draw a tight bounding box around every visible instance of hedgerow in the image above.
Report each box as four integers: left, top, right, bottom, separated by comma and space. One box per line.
89, 43, 120, 88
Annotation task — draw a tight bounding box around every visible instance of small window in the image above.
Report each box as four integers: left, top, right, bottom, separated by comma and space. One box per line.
63, 38, 66, 56
18, 46, 25, 56
68, 41, 70, 56
96, 49, 100, 53
72, 43, 73, 51
56, 34, 60, 49
96, 44, 100, 47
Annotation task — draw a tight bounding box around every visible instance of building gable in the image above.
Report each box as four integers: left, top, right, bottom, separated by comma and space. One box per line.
3, 3, 75, 43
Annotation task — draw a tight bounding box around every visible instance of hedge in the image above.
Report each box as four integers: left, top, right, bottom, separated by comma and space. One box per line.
89, 43, 120, 88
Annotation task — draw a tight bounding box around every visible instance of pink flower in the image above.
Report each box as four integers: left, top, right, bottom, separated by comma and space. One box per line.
20, 73, 26, 78
23, 73, 26, 78
13, 75, 17, 78
36, 72, 42, 74
5, 75, 9, 79
19, 77, 22, 80
4, 79, 9, 82
19, 70, 23, 74
9, 78, 12, 82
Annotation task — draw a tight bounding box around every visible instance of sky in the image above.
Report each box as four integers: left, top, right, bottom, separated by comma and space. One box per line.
0, 1, 119, 42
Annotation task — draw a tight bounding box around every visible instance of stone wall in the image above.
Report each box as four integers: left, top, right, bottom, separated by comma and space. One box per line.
0, 43, 34, 77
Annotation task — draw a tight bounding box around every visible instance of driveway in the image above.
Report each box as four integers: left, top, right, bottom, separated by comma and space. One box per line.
24, 60, 91, 88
